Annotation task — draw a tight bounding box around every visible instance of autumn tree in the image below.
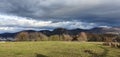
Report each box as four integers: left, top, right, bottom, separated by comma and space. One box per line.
16, 32, 48, 41
62, 34, 72, 41
77, 32, 88, 42
15, 32, 29, 41
29, 32, 48, 41
29, 32, 36, 41
49, 35, 60, 41
35, 32, 48, 41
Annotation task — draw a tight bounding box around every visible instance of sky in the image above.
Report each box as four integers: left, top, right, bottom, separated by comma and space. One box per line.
0, 0, 120, 33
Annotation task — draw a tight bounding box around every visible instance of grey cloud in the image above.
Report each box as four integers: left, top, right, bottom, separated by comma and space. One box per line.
0, 0, 120, 27
0, 14, 97, 33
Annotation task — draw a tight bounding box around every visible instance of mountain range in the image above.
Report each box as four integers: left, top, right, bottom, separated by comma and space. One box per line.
0, 27, 120, 38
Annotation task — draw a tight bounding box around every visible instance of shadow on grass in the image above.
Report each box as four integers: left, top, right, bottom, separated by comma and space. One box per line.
36, 54, 48, 57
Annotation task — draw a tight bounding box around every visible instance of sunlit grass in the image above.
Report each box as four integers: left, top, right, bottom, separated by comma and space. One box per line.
0, 41, 119, 57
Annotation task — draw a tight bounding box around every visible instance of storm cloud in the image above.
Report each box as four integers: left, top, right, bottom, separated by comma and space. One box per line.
0, 0, 120, 33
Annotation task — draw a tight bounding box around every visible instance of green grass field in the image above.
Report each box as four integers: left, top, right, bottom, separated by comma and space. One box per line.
0, 41, 119, 57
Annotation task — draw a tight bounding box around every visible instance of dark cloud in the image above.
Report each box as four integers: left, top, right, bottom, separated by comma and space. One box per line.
0, 0, 120, 28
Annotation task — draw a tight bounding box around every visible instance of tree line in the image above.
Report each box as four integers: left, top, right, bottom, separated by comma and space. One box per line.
15, 31, 120, 48
15, 32, 120, 42
15, 32, 88, 41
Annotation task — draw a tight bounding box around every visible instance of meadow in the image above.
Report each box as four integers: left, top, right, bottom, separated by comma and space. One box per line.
0, 41, 119, 57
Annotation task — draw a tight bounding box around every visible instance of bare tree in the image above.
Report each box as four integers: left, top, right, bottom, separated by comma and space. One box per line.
62, 34, 72, 41
103, 34, 120, 48
36, 32, 48, 41
77, 32, 88, 42
15, 32, 29, 41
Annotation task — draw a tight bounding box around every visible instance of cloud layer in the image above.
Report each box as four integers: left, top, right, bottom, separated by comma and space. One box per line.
0, 14, 96, 33
0, 0, 120, 33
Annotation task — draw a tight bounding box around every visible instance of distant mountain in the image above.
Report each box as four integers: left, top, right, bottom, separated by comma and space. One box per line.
0, 27, 120, 38
0, 33, 17, 38
39, 30, 52, 36
68, 28, 88, 35
52, 28, 68, 35
89, 27, 120, 34
20, 30, 37, 33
